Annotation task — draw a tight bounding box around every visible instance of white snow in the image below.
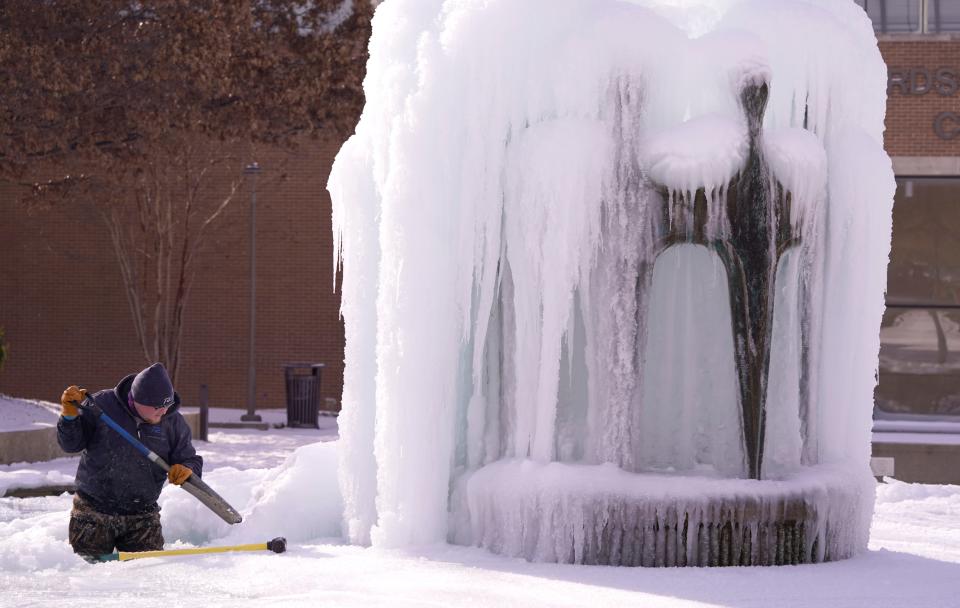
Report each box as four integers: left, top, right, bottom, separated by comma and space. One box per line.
0, 458, 76, 497
641, 114, 748, 200
1, 438, 959, 607
0, 394, 60, 431
1, 396, 958, 605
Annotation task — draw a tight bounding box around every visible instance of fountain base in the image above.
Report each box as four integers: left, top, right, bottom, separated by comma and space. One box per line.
455, 461, 874, 567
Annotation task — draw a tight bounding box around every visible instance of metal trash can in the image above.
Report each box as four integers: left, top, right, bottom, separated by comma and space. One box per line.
283, 363, 325, 428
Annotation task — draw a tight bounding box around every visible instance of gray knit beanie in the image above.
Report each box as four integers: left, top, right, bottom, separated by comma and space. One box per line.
131, 363, 175, 407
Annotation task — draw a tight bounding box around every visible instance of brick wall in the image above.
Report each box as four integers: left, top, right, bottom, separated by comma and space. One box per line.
0, 135, 345, 411
879, 37, 960, 157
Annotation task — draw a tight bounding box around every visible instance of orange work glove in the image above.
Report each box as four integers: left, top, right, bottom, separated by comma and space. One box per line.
168, 464, 193, 485
60, 385, 87, 417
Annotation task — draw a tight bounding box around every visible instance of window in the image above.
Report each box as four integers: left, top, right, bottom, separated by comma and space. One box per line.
876, 178, 960, 420
855, 0, 923, 33
855, 0, 960, 33
929, 0, 960, 32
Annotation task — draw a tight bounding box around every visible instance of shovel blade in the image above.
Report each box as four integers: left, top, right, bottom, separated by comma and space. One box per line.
181, 476, 243, 525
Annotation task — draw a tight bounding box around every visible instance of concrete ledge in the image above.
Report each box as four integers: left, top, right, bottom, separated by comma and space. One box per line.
208, 421, 270, 431
878, 33, 960, 42
0, 426, 68, 465
0, 412, 202, 465
872, 441, 960, 484
892, 156, 960, 176
4, 484, 76, 498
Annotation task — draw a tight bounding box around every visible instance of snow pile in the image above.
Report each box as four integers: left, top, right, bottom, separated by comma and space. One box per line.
642, 114, 747, 199
0, 441, 342, 572
0, 495, 75, 571
222, 440, 342, 544
0, 459, 76, 496
328, 0, 894, 558
162, 441, 342, 546
871, 478, 960, 564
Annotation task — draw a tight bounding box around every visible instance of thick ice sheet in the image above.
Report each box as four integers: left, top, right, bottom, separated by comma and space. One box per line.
328, 0, 893, 551
458, 459, 874, 565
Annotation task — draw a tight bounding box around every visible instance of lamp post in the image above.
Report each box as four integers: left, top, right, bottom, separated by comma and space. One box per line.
242, 162, 262, 422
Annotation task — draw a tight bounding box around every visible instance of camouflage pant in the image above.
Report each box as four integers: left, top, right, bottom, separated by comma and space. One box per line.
68, 494, 164, 558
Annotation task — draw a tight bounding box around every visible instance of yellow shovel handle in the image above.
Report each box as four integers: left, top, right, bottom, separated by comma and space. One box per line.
117, 542, 268, 561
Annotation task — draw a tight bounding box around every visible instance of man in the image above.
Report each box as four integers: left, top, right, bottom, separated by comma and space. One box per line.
58, 362, 202, 558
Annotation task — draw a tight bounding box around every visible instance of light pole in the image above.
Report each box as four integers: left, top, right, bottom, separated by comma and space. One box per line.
242, 162, 262, 422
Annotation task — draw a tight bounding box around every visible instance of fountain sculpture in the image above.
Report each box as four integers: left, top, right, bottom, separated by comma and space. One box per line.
329, 0, 895, 567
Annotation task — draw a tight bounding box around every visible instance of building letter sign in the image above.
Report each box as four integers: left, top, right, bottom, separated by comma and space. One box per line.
888, 67, 960, 141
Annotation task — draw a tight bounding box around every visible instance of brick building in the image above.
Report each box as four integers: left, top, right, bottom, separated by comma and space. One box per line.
2, 2, 960, 422
873, 15, 960, 421
0, 135, 347, 412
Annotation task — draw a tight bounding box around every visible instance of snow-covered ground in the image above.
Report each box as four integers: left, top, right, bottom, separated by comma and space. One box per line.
0, 394, 60, 431
0, 396, 958, 607
1, 480, 958, 607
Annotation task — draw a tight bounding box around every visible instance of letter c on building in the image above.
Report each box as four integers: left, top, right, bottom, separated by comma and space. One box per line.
934, 112, 960, 140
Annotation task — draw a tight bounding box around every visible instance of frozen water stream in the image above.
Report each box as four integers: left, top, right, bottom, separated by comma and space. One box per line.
328, 0, 894, 561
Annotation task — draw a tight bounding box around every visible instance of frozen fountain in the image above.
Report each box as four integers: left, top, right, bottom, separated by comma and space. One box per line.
329, 0, 895, 567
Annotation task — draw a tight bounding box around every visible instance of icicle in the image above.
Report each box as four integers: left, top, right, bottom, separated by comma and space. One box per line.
331, 0, 892, 561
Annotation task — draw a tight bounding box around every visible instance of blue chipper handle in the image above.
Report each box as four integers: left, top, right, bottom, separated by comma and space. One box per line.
90, 403, 169, 469
75, 396, 242, 524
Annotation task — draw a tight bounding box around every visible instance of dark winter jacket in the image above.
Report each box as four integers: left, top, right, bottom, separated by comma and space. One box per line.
57, 374, 202, 516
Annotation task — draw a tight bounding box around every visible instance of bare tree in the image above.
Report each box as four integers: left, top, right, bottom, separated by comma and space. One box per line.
0, 0, 371, 383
